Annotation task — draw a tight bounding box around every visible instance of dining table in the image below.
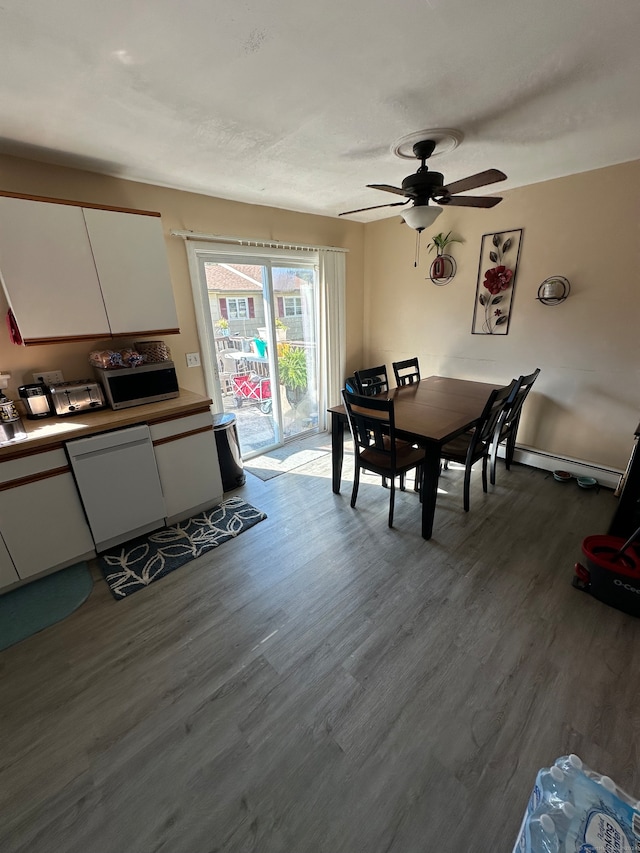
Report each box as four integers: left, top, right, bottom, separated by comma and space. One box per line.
328, 375, 504, 540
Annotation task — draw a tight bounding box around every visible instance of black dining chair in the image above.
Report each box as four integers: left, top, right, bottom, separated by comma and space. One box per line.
488, 367, 541, 485
354, 365, 389, 397
440, 381, 518, 512
392, 357, 421, 387
342, 389, 425, 528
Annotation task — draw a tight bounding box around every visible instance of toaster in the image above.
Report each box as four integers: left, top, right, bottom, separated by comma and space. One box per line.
48, 379, 106, 416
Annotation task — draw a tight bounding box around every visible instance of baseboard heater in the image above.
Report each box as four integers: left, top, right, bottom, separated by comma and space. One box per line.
504, 445, 622, 490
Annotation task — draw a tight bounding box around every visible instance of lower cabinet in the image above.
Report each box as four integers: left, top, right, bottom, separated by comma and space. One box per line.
150, 410, 223, 524
0, 448, 95, 588
0, 533, 19, 588
0, 405, 225, 592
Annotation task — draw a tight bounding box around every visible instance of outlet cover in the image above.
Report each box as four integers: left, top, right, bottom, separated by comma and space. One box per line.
186, 352, 201, 368
33, 370, 64, 385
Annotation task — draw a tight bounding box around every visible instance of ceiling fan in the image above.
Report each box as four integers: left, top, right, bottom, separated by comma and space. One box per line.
339, 139, 507, 231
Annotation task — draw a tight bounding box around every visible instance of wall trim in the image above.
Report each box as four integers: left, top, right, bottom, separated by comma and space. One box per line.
509, 445, 622, 489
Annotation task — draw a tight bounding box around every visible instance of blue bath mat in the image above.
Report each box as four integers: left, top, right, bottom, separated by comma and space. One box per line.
0, 562, 93, 651
98, 497, 267, 600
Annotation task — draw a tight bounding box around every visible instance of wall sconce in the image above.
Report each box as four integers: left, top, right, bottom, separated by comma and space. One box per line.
537, 276, 570, 305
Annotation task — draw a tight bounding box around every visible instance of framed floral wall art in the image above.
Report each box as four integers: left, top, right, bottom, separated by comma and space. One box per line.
471, 228, 523, 335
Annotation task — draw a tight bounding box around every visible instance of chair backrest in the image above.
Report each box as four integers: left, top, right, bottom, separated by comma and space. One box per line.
504, 367, 540, 427
392, 357, 421, 387
342, 389, 397, 464
476, 380, 520, 446
354, 365, 389, 397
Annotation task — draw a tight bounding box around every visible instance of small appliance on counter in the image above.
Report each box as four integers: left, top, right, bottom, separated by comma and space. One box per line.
0, 391, 27, 444
93, 360, 179, 410
18, 383, 53, 419
48, 379, 106, 416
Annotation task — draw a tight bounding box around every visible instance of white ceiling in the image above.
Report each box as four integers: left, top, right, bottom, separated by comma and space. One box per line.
1, 0, 640, 222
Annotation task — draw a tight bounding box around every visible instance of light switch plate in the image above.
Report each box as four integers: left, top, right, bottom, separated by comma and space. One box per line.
186, 352, 201, 368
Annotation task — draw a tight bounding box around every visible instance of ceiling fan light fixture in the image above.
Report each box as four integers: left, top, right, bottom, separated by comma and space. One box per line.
401, 205, 442, 232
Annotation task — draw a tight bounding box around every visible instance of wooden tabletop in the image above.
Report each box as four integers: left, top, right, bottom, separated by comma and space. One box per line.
330, 375, 502, 444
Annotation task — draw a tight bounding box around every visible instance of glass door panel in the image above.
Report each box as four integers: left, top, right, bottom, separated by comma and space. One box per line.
203, 260, 318, 459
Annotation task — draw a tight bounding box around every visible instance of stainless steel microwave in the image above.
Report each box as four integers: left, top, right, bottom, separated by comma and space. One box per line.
94, 361, 179, 410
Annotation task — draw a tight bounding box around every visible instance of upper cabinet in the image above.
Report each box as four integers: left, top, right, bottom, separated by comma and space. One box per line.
82, 207, 179, 337
0, 194, 180, 346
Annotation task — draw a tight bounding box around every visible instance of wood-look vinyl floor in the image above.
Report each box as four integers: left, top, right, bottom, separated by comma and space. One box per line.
1, 444, 638, 853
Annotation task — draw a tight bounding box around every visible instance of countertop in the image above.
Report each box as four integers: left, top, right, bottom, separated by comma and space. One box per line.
0, 389, 213, 460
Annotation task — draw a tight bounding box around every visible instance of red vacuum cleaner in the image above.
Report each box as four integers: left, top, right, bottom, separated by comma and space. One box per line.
573, 525, 640, 617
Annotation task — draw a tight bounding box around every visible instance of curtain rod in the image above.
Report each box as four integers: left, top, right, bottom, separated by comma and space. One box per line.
170, 229, 348, 253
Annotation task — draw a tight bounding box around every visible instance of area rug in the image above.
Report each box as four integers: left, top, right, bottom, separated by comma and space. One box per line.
98, 497, 267, 600
245, 434, 330, 481
0, 562, 93, 651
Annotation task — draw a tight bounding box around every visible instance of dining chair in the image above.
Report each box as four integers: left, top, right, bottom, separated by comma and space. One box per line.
354, 365, 389, 397
489, 367, 541, 485
392, 357, 421, 387
440, 381, 518, 511
342, 389, 425, 528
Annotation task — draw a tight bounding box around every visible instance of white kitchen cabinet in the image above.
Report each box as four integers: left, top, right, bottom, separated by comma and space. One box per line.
83, 207, 179, 336
0, 196, 110, 344
0, 533, 19, 591
0, 448, 95, 580
0, 193, 179, 345
151, 411, 223, 524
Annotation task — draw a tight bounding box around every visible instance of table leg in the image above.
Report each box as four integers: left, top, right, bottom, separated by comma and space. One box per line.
421, 444, 441, 540
331, 412, 344, 493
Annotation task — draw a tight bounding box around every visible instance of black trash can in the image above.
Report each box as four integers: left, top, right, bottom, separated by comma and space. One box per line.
213, 413, 245, 490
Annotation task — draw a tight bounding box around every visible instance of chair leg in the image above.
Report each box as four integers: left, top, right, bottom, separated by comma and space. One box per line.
350, 464, 361, 508
463, 464, 471, 512
482, 454, 489, 493
505, 430, 517, 469
489, 439, 499, 486
400, 473, 406, 491
388, 478, 396, 527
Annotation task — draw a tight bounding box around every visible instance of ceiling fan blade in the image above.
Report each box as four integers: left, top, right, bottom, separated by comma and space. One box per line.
441, 169, 507, 196
443, 195, 502, 208
366, 183, 408, 197
339, 200, 410, 216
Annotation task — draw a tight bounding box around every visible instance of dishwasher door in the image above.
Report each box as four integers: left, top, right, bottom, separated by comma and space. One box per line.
66, 424, 166, 552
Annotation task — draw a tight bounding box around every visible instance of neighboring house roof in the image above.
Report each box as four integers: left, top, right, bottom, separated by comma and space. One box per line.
206, 262, 306, 294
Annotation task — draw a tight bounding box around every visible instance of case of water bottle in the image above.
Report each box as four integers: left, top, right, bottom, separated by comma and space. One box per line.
513, 754, 640, 852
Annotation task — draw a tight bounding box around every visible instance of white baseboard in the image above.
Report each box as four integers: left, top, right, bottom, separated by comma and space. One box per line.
506, 445, 622, 489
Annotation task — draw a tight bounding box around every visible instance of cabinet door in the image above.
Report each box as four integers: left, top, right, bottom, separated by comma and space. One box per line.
82, 207, 179, 336
152, 414, 223, 524
0, 533, 19, 590
0, 472, 95, 579
0, 197, 110, 344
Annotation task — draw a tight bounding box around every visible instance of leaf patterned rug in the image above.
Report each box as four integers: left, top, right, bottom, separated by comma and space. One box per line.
98, 497, 266, 600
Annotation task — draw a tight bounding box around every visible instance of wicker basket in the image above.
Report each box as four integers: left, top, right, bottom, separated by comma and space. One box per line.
134, 340, 171, 363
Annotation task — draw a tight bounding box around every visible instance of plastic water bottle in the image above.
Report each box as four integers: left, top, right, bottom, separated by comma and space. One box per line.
527, 813, 559, 853
543, 801, 577, 845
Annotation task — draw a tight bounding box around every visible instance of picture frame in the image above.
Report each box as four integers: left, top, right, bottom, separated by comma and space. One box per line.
471, 228, 523, 335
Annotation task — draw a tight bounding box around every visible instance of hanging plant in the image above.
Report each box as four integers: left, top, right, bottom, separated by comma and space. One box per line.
426, 231, 463, 256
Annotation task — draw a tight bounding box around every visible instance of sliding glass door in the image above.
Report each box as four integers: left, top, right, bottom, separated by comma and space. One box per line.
191, 250, 319, 458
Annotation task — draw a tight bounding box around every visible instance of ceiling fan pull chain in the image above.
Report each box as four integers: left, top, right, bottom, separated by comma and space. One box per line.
414, 231, 420, 267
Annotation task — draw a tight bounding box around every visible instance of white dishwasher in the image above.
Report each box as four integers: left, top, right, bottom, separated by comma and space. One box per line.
66, 424, 166, 552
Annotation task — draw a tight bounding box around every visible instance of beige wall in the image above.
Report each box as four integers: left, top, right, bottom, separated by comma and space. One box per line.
0, 152, 365, 403
363, 159, 640, 471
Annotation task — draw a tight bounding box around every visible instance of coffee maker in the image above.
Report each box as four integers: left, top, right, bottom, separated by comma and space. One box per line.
18, 383, 53, 419
0, 391, 27, 444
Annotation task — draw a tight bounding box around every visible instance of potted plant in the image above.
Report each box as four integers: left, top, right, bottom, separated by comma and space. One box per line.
275, 317, 287, 342
215, 318, 230, 336
277, 343, 307, 407
426, 231, 463, 280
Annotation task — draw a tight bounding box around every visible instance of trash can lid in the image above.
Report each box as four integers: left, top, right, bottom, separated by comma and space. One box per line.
212, 412, 237, 429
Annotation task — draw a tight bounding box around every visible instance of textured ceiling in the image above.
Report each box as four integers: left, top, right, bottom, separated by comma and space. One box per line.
1, 0, 640, 221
